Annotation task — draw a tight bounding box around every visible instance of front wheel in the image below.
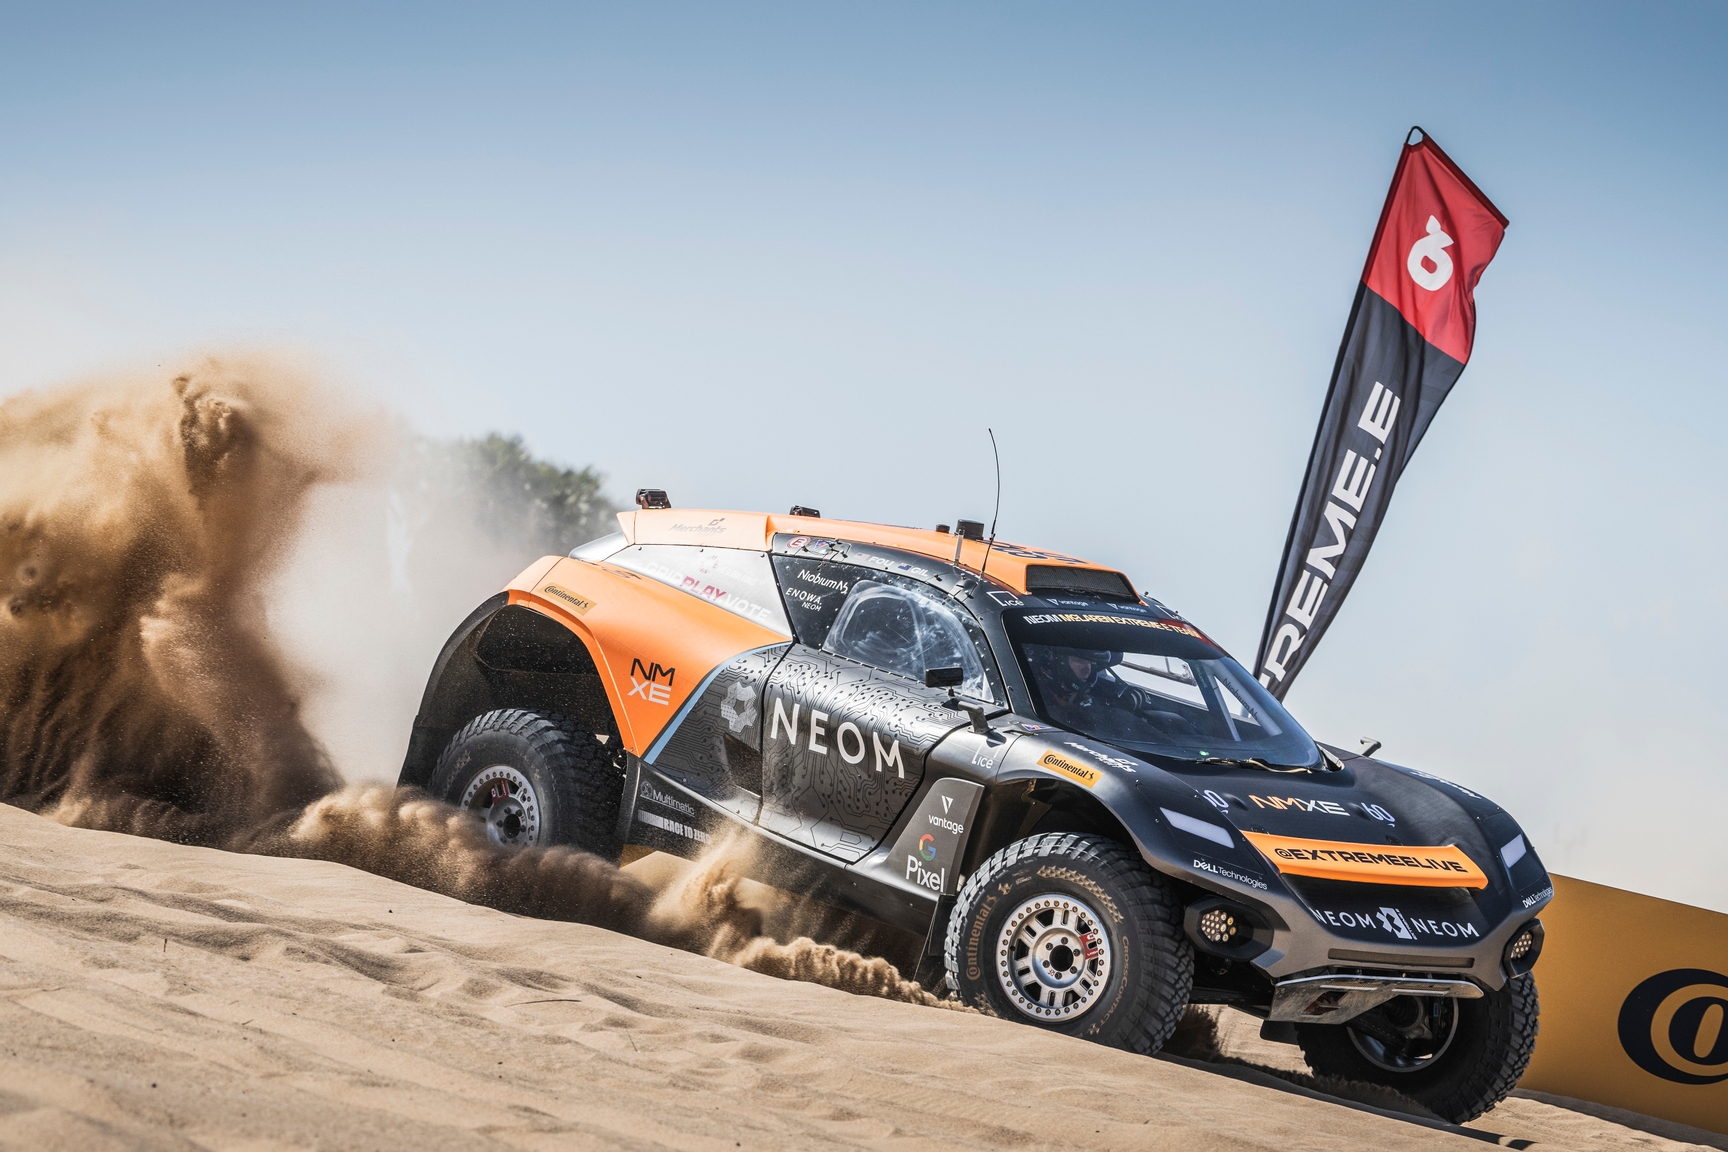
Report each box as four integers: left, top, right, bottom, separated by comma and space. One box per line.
944, 833, 1194, 1053
1295, 974, 1539, 1123
427, 709, 624, 860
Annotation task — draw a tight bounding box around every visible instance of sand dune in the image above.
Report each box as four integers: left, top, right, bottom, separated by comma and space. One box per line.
0, 803, 1716, 1152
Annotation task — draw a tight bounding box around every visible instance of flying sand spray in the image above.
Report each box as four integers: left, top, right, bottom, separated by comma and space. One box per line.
0, 355, 949, 1006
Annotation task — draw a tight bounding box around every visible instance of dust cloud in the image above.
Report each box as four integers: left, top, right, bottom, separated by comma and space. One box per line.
0, 355, 944, 1008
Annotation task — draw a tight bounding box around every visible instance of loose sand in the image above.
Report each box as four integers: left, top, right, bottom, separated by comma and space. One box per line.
2, 803, 1719, 1152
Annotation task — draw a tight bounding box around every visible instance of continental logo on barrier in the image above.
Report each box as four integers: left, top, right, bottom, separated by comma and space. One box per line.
541, 584, 596, 615
1038, 750, 1100, 788
1241, 831, 1487, 889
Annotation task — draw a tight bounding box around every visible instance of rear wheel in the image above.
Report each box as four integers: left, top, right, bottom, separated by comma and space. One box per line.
944, 833, 1193, 1053
428, 709, 624, 860
1295, 974, 1539, 1123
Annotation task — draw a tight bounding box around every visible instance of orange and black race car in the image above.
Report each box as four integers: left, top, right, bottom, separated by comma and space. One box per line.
398, 495, 1551, 1123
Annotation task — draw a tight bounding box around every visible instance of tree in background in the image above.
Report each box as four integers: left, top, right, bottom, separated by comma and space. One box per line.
423, 433, 617, 557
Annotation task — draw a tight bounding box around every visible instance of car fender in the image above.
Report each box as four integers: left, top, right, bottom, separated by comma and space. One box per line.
398, 554, 792, 788
506, 556, 790, 756
991, 733, 1287, 911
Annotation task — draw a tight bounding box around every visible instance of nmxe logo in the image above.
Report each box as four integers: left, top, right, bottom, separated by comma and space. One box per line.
629, 658, 675, 706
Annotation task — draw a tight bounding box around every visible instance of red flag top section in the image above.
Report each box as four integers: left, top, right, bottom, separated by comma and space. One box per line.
1362, 132, 1508, 366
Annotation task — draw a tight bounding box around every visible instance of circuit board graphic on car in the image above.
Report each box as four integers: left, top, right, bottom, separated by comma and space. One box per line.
399, 503, 1551, 1123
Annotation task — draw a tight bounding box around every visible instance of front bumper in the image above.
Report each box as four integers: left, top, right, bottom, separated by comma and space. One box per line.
1150, 842, 1552, 993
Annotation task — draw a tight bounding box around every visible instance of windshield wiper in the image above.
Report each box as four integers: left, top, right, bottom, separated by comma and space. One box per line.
1195, 756, 1314, 774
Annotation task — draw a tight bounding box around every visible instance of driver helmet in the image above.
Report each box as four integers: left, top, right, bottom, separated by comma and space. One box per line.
1046, 649, 1119, 697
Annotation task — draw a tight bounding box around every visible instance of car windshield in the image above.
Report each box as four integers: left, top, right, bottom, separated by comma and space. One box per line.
1004, 609, 1320, 767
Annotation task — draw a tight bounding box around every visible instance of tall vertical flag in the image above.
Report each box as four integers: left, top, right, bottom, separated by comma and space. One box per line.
1255, 128, 1507, 698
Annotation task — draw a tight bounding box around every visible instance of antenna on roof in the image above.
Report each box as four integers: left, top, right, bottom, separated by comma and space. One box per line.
980, 428, 1001, 580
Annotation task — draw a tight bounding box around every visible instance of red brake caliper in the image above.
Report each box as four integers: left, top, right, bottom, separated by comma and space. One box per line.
1081, 930, 1101, 960
489, 781, 512, 807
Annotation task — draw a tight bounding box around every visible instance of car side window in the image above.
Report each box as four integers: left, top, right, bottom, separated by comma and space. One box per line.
770, 556, 869, 647
823, 579, 993, 701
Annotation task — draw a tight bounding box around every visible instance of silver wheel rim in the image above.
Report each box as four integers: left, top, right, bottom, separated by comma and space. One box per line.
995, 894, 1112, 1022
1348, 997, 1460, 1072
460, 765, 541, 848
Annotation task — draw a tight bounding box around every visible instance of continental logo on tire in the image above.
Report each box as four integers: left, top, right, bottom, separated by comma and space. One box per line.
1617, 968, 1728, 1084
1038, 750, 1100, 788
541, 583, 596, 615
966, 893, 999, 980
1034, 867, 1121, 923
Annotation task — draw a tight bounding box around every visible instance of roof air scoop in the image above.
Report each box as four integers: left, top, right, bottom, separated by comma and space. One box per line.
1023, 564, 1137, 602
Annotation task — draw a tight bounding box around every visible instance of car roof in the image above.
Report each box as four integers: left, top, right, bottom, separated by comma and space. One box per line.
617, 508, 1132, 598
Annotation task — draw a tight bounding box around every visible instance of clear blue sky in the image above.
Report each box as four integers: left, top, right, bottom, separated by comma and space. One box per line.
3, 4, 1725, 906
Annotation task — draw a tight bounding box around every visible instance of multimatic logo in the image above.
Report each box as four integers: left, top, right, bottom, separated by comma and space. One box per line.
767, 695, 906, 777
1617, 969, 1728, 1084
629, 659, 675, 705
638, 780, 696, 819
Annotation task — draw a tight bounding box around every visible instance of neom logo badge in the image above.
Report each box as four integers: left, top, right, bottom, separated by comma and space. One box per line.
1617, 968, 1728, 1085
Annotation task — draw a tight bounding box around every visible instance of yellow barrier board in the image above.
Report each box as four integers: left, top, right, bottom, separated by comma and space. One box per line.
1524, 874, 1728, 1135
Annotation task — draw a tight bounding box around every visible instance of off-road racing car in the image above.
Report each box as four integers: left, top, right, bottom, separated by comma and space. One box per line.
399, 500, 1551, 1123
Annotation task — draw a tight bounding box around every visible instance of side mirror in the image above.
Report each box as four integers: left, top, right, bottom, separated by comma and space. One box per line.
925, 667, 964, 689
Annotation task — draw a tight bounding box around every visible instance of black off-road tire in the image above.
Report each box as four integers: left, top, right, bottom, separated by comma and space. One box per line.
428, 709, 624, 860
1295, 974, 1539, 1124
944, 833, 1194, 1054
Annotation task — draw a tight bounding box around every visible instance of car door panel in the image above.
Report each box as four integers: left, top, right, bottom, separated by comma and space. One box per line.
647, 643, 788, 823
759, 645, 964, 862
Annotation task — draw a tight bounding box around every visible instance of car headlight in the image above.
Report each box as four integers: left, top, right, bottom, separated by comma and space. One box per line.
1184, 897, 1269, 959
1503, 919, 1544, 976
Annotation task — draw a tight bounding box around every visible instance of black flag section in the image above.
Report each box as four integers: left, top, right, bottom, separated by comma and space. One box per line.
1255, 129, 1507, 699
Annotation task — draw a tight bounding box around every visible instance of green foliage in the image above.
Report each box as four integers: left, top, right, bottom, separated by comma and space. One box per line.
426, 433, 617, 555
